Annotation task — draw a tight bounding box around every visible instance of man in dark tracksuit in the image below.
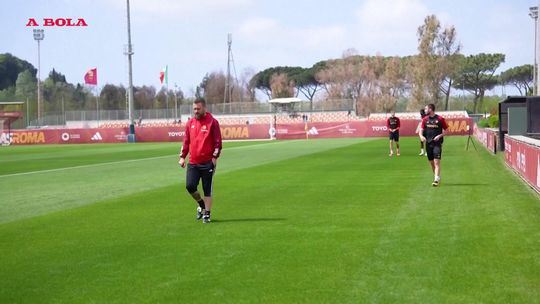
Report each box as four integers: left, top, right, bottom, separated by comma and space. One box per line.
419, 103, 448, 187
387, 111, 401, 156
179, 98, 222, 223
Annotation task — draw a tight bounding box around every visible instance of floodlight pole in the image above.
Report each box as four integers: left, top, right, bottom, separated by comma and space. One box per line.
33, 29, 44, 125
126, 0, 135, 142
530, 6, 538, 95
224, 34, 232, 105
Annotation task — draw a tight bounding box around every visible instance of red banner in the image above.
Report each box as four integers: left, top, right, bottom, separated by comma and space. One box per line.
1, 118, 472, 145
474, 125, 497, 154
275, 118, 472, 140
0, 129, 129, 145
135, 124, 271, 142
0, 124, 272, 145
505, 135, 540, 193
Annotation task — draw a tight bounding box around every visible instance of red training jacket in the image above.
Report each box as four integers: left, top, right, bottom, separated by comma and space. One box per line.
180, 112, 222, 164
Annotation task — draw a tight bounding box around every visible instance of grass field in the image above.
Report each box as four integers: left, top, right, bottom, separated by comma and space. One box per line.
1, 137, 539, 303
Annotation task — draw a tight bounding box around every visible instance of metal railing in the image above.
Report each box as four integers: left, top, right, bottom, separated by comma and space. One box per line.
23, 99, 356, 127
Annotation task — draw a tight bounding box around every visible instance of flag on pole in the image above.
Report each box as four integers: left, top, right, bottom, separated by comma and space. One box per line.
159, 66, 168, 85
84, 68, 97, 85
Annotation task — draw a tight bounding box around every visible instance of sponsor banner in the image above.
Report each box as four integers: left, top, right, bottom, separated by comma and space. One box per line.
135, 127, 184, 142
0, 128, 129, 145
0, 131, 48, 144
276, 118, 472, 139
217, 124, 269, 140
3, 118, 471, 145
473, 125, 497, 154
135, 124, 270, 142
505, 135, 540, 193
0, 125, 271, 145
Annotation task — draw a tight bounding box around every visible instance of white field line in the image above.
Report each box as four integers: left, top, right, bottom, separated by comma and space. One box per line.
0, 155, 175, 178
0, 140, 295, 178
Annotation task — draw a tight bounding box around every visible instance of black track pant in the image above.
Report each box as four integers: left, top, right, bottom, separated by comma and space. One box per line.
186, 161, 215, 197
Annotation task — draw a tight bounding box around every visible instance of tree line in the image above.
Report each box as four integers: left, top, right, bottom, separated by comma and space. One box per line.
244, 15, 532, 115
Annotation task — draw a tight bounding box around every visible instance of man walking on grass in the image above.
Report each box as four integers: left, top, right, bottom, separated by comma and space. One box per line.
419, 103, 448, 187
179, 98, 222, 223
387, 111, 401, 156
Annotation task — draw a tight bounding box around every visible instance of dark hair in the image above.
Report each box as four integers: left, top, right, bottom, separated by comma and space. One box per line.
193, 97, 206, 106
427, 103, 435, 112
420, 109, 426, 117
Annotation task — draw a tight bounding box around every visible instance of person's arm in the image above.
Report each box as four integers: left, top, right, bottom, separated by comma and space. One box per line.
433, 129, 445, 141
395, 117, 400, 131
211, 119, 222, 165
419, 118, 426, 142
433, 117, 448, 142
179, 121, 191, 168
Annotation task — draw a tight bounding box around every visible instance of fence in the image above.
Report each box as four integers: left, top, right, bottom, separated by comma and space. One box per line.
24, 99, 356, 127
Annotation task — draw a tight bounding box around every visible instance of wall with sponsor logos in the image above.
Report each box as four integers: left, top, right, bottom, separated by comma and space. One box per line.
0, 128, 129, 145
0, 118, 472, 145
504, 136, 540, 193
473, 126, 497, 154
276, 118, 472, 139
0, 125, 271, 145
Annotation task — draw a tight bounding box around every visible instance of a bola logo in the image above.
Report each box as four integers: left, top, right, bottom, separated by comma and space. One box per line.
61, 133, 70, 141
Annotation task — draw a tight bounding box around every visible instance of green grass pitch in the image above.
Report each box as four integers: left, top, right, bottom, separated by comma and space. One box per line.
1, 137, 539, 303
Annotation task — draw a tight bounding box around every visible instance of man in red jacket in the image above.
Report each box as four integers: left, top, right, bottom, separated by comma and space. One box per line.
179, 98, 222, 223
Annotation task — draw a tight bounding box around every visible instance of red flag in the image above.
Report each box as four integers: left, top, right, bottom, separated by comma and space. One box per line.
84, 68, 97, 85
159, 66, 168, 85
159, 71, 164, 84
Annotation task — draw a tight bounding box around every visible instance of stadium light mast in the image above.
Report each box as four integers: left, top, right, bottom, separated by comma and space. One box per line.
223, 33, 242, 111
530, 6, 538, 95
224, 33, 232, 105
33, 29, 44, 125
125, 0, 136, 142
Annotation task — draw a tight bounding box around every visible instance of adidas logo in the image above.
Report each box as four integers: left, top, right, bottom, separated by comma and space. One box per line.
307, 127, 319, 135
91, 132, 103, 141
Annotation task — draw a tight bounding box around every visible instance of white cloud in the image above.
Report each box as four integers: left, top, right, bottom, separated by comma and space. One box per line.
295, 26, 347, 48
238, 17, 346, 52
101, 0, 254, 18
239, 17, 278, 37
235, 17, 347, 69
353, 0, 430, 55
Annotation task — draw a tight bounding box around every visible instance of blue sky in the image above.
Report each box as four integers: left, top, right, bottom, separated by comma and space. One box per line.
0, 0, 536, 97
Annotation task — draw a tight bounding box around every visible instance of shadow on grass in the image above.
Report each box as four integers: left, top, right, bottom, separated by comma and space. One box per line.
212, 218, 286, 223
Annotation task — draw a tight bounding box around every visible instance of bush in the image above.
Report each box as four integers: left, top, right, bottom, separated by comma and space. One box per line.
478, 115, 499, 128
487, 115, 499, 128
478, 119, 489, 128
